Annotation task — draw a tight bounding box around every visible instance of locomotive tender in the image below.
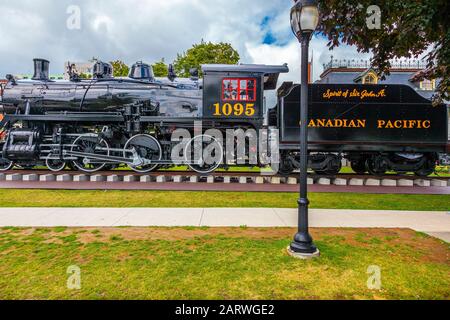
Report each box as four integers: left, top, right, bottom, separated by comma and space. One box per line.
0, 58, 448, 176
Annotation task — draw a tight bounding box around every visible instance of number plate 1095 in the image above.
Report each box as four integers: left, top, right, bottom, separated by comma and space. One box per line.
212, 103, 256, 117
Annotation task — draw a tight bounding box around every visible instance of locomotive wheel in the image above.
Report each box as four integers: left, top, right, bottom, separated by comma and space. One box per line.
71, 134, 110, 173
278, 152, 295, 176
123, 134, 162, 173
185, 135, 223, 174
314, 155, 342, 175
0, 157, 13, 171
351, 160, 367, 174
45, 154, 67, 172
366, 156, 387, 176
278, 160, 294, 176
414, 168, 435, 177
323, 160, 342, 175
414, 156, 436, 177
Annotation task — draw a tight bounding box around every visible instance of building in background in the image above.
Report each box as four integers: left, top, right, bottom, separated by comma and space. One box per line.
0, 79, 7, 101
64, 59, 96, 79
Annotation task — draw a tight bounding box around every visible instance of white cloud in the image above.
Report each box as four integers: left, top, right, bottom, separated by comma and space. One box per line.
0, 0, 373, 88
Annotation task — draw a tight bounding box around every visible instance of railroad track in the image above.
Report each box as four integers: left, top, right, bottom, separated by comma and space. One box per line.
0, 169, 449, 188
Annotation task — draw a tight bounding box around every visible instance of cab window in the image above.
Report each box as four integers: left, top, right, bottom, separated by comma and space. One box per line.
222, 78, 256, 102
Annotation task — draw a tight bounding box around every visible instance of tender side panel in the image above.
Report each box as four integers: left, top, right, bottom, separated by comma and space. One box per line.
279, 84, 448, 153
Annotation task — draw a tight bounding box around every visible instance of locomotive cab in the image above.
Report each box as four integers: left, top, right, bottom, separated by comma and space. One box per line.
201, 64, 288, 126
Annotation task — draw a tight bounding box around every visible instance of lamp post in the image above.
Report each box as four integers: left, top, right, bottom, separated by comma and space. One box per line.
288, 0, 320, 258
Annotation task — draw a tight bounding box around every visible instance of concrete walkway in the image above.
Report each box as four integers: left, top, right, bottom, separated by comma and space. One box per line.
0, 208, 449, 242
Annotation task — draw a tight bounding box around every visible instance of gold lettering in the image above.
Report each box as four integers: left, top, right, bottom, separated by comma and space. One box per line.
376, 119, 431, 129
385, 121, 394, 129
377, 89, 386, 97
323, 89, 343, 99
323, 88, 387, 100
361, 90, 377, 100
350, 89, 360, 97
308, 118, 368, 128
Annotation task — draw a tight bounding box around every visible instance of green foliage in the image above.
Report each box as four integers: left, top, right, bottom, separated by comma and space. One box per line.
79, 73, 92, 79
174, 40, 240, 78
109, 60, 130, 77
317, 0, 449, 102
152, 58, 168, 77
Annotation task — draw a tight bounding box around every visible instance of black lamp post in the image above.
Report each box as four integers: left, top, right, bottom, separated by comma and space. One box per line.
288, 0, 320, 258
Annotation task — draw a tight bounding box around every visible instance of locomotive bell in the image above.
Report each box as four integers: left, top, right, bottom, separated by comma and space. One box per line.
93, 61, 113, 79
129, 61, 154, 81
32, 58, 50, 81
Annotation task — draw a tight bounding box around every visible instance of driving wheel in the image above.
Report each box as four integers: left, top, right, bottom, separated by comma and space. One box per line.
124, 134, 162, 173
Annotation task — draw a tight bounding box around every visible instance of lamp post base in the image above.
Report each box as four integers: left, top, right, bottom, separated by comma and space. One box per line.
287, 246, 320, 260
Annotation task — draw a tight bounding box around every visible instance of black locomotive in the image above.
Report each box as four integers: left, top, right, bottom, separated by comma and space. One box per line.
0, 58, 448, 176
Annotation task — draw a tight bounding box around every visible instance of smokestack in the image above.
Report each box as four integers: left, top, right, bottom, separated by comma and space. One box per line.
32, 58, 50, 81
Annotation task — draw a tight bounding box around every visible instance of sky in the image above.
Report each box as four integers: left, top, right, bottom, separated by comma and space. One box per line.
0, 0, 373, 84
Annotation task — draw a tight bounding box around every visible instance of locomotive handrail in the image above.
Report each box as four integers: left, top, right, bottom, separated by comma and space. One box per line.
93, 78, 180, 89
6, 114, 124, 122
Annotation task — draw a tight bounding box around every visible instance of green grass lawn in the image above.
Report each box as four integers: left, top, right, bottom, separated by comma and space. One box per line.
0, 227, 448, 300
0, 189, 448, 211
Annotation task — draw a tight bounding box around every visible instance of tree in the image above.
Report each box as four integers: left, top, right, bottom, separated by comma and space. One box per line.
174, 40, 240, 78
152, 58, 168, 77
110, 60, 129, 77
316, 0, 449, 103
79, 73, 92, 79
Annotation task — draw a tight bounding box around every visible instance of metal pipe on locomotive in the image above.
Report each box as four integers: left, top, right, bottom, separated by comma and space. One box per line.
0, 58, 448, 176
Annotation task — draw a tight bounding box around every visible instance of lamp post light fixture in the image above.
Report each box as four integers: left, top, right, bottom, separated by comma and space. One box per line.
288, 0, 320, 259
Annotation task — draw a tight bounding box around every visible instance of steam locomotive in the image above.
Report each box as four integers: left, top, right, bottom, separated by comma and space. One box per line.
0, 58, 448, 176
